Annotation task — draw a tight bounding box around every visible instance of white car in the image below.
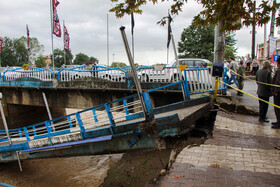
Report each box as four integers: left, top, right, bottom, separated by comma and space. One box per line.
137, 58, 211, 82
97, 69, 126, 82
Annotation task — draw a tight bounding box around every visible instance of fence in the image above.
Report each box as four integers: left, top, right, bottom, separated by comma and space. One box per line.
3, 67, 54, 81
57, 65, 127, 82
0, 65, 227, 95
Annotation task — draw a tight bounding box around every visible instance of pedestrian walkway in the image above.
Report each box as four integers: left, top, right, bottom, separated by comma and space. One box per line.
159, 114, 280, 187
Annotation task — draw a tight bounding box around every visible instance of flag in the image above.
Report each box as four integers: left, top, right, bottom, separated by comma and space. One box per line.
64, 25, 70, 51
52, 0, 61, 37
131, 12, 135, 35
26, 25, 30, 50
167, 13, 172, 48
0, 37, 3, 54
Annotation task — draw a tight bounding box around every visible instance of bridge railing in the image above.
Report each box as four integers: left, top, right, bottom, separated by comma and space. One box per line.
3, 67, 54, 81
57, 65, 127, 82
0, 80, 190, 152
0, 91, 145, 149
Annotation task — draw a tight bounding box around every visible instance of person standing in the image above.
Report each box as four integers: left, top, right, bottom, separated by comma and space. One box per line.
256, 60, 273, 122
251, 57, 259, 75
271, 58, 280, 129
237, 60, 245, 96
245, 56, 251, 72
227, 57, 239, 88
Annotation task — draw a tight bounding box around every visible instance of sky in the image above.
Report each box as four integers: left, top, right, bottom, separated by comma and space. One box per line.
0, 0, 278, 66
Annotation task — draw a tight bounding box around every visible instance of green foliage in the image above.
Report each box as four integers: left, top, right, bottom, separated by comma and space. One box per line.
50, 49, 73, 67
178, 24, 215, 61
89, 56, 98, 62
110, 62, 127, 68
35, 56, 46, 68
1, 37, 28, 66
18, 36, 44, 62
1, 36, 44, 67
74, 53, 89, 65
110, 0, 280, 31
178, 22, 237, 61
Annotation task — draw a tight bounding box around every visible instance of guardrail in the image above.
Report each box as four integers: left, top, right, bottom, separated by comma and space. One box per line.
0, 81, 189, 153
57, 65, 127, 82
3, 67, 54, 81
0, 66, 227, 95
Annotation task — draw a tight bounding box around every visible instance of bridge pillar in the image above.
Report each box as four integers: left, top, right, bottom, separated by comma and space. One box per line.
0, 104, 66, 129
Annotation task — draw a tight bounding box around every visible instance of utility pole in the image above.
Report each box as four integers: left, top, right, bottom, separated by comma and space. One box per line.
264, 23, 267, 59
251, 0, 256, 60
267, 0, 276, 58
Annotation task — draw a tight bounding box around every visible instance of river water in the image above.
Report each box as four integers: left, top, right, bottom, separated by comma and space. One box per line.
0, 154, 123, 186
0, 108, 123, 187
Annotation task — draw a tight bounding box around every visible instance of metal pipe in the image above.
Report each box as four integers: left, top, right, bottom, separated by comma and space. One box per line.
42, 92, 53, 121
16, 151, 22, 171
0, 93, 11, 145
171, 34, 186, 100
119, 26, 149, 119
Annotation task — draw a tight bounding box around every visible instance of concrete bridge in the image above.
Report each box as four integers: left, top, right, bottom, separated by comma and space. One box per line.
0, 66, 226, 129
0, 80, 218, 164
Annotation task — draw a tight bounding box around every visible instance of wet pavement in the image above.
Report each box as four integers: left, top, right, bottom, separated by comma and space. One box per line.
157, 77, 280, 186
228, 77, 277, 123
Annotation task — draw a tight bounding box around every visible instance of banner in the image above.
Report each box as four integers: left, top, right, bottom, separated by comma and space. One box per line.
26, 25, 30, 50
269, 36, 277, 56
64, 25, 70, 50
0, 37, 2, 54
52, 0, 61, 37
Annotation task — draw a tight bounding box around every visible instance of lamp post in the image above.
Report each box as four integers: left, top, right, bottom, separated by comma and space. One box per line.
112, 54, 115, 64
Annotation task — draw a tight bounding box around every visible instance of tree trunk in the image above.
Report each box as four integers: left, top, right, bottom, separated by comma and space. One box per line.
214, 21, 225, 62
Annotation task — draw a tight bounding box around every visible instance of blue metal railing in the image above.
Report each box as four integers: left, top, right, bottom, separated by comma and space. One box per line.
0, 81, 190, 153
2, 67, 54, 81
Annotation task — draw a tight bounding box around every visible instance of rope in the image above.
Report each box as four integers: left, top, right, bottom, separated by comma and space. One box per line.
221, 80, 280, 109
228, 68, 280, 88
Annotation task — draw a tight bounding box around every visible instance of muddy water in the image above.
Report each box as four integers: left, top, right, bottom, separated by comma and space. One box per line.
0, 154, 123, 186
0, 108, 123, 187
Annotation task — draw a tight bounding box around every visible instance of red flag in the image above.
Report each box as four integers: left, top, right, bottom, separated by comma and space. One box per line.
52, 0, 61, 37
64, 25, 70, 50
26, 25, 30, 50
0, 37, 3, 54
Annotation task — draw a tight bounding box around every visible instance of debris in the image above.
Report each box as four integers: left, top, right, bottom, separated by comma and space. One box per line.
172, 175, 182, 180
159, 169, 166, 175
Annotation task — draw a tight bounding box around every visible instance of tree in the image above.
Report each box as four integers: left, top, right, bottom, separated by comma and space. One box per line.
18, 36, 44, 63
74, 53, 89, 65
89, 56, 98, 62
178, 22, 237, 61
110, 1, 279, 31
178, 23, 215, 61
1, 37, 28, 67
50, 49, 73, 67
1, 36, 45, 67
110, 62, 127, 68
35, 56, 46, 68
110, 0, 279, 64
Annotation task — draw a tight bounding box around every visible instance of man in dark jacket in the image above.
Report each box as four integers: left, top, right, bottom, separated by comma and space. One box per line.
256, 61, 272, 122
272, 58, 280, 129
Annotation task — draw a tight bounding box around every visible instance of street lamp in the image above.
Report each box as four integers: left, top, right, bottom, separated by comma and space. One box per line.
112, 53, 115, 64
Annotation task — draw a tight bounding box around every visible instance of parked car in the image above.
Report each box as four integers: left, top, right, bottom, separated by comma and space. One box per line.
170, 58, 212, 68
137, 58, 211, 82
97, 68, 126, 82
